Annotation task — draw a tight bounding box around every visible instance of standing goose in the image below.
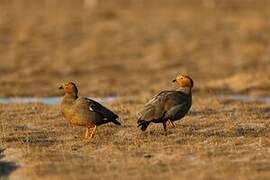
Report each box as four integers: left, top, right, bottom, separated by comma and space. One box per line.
137, 74, 193, 135
59, 82, 121, 140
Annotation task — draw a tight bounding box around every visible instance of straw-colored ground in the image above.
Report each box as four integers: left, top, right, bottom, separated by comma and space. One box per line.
0, 0, 270, 179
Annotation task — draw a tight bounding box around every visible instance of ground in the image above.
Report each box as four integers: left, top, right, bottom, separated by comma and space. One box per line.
0, 0, 270, 179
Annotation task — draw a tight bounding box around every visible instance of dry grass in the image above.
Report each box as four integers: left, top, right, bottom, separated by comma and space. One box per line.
0, 0, 270, 179
0, 97, 270, 179
0, 0, 269, 96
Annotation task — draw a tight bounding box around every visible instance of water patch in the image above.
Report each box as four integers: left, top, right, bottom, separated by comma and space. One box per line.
220, 95, 270, 103
0, 96, 117, 105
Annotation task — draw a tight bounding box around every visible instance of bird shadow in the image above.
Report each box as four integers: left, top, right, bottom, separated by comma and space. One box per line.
0, 148, 18, 177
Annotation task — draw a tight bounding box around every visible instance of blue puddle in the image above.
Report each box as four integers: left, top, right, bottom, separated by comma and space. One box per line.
0, 95, 269, 105
0, 96, 117, 105
220, 95, 270, 104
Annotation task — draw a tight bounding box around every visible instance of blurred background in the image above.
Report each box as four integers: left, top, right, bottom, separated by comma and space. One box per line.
0, 2, 270, 179
0, 0, 269, 97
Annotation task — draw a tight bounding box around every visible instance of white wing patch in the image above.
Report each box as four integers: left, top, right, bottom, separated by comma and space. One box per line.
89, 106, 94, 111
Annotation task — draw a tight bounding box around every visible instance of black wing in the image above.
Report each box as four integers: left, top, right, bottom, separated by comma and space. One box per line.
86, 98, 118, 120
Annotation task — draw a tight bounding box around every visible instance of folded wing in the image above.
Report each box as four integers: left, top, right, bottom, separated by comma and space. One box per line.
138, 91, 173, 122
86, 98, 119, 120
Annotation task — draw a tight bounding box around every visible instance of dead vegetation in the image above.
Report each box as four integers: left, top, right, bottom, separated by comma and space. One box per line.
0, 0, 269, 97
0, 0, 270, 179
0, 97, 270, 179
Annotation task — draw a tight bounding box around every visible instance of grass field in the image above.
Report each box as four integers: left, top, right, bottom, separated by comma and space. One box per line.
0, 0, 270, 179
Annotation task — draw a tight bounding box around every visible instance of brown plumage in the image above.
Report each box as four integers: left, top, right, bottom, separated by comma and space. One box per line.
137, 74, 193, 135
59, 82, 121, 140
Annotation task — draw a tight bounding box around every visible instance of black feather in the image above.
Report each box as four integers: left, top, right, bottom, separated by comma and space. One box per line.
137, 119, 151, 131
86, 98, 119, 122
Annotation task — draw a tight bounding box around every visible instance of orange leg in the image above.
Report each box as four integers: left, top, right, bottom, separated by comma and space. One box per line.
84, 127, 90, 139
168, 120, 176, 128
89, 125, 97, 139
84, 126, 97, 140
84, 126, 95, 140
162, 121, 167, 136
